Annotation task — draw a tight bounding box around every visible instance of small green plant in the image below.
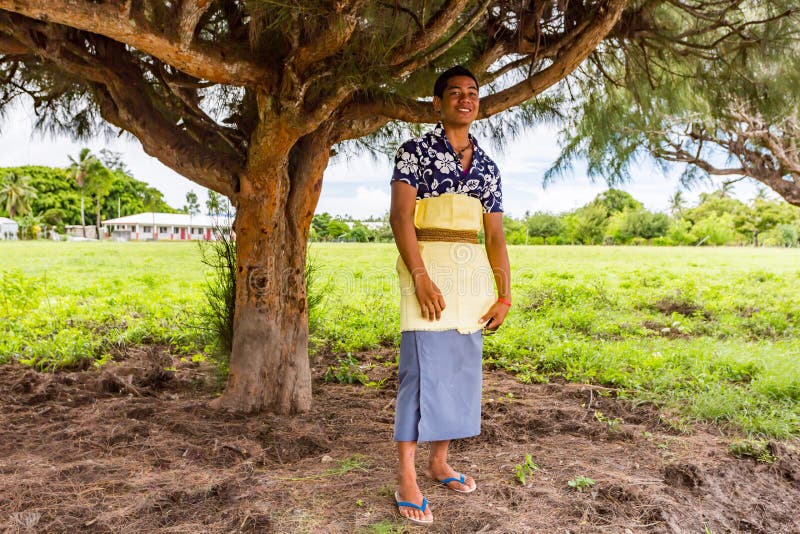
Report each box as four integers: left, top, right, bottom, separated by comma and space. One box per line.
594, 410, 623, 432
729, 438, 776, 463
514, 453, 540, 485
284, 454, 371, 481
567, 475, 596, 492
324, 353, 369, 385
358, 521, 405, 534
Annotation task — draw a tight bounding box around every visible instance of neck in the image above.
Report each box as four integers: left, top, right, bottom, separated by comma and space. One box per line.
442, 121, 470, 148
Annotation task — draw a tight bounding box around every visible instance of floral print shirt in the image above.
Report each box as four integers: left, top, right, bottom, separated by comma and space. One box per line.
390, 123, 503, 213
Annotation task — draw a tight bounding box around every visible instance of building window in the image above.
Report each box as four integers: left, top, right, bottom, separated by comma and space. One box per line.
143, 226, 152, 232
159, 226, 167, 233
173, 227, 180, 233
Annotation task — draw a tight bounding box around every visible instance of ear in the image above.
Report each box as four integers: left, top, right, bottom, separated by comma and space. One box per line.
432, 95, 441, 114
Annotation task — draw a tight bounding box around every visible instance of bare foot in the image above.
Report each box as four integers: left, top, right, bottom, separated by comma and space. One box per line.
396, 473, 433, 523
425, 463, 476, 493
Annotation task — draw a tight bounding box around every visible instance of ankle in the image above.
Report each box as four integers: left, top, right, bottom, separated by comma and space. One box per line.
428, 459, 448, 471
398, 468, 417, 481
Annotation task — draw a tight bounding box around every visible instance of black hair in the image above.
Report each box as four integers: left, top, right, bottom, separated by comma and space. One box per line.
433, 66, 479, 98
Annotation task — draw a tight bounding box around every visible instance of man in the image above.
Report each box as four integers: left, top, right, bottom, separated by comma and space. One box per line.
389, 65, 512, 525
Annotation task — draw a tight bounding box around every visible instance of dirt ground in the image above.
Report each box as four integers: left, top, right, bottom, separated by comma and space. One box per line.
1, 347, 799, 534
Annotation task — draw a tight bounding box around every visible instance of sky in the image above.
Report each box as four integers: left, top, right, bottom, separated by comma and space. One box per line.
0, 104, 765, 219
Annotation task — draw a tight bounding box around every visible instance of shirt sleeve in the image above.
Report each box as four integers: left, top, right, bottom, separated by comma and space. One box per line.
482, 166, 504, 213
390, 141, 421, 190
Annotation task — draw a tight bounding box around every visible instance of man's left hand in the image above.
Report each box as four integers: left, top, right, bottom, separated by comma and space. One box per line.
480, 301, 510, 331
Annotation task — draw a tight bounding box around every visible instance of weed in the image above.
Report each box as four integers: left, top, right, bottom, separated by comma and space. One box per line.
729, 438, 776, 463
284, 454, 371, 481
567, 475, 596, 492
514, 453, 540, 485
324, 353, 369, 385
358, 521, 405, 534
198, 231, 236, 357
594, 410, 623, 432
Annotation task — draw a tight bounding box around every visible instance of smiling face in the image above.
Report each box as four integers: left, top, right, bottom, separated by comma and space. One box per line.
434, 75, 479, 127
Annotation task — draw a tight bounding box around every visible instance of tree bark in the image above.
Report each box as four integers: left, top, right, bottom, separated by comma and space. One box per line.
210, 130, 329, 414
95, 197, 102, 241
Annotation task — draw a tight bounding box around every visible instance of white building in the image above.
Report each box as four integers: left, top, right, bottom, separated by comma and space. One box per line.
102, 212, 233, 242
0, 217, 18, 240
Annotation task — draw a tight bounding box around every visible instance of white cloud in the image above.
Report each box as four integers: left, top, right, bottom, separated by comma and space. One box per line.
316, 185, 391, 219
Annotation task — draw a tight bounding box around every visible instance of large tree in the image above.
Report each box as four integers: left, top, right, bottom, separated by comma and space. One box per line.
0, 0, 783, 413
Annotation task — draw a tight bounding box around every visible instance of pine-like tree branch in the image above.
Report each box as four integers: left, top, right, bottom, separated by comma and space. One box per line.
338, 0, 628, 124
292, 0, 365, 72
4, 20, 244, 196
388, 0, 470, 66
177, 0, 213, 48
394, 0, 492, 77
0, 31, 25, 55
479, 0, 628, 117
0, 0, 273, 87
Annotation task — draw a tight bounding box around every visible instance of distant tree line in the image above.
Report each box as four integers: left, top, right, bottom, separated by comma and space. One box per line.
502, 189, 800, 247
311, 188, 800, 247
310, 212, 393, 243
0, 149, 176, 238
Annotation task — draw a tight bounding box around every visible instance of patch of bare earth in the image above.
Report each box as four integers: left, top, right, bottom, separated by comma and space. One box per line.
1, 346, 798, 533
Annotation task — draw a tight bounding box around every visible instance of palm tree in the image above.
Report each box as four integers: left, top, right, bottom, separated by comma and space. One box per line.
85, 166, 113, 240
668, 190, 686, 217
0, 171, 37, 217
716, 181, 736, 199
67, 148, 103, 237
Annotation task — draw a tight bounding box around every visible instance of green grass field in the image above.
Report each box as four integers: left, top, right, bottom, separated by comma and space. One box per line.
2, 241, 799, 438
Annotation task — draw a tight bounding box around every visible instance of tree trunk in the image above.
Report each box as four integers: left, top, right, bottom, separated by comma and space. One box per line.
80, 195, 86, 238
96, 197, 103, 240
207, 109, 332, 413
212, 201, 312, 412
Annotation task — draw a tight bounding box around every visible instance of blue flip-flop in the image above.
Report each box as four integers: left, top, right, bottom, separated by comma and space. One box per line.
394, 491, 433, 525
440, 473, 477, 494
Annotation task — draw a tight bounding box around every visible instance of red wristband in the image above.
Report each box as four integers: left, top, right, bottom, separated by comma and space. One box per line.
497, 298, 512, 307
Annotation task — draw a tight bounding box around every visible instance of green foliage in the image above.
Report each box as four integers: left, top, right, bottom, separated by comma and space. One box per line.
3, 242, 800, 439
0, 170, 37, 218
594, 410, 623, 432
184, 190, 200, 216
565, 203, 608, 244
284, 454, 371, 481
567, 475, 596, 492
326, 219, 350, 239
527, 212, 565, 239
0, 164, 176, 228
324, 353, 369, 385
772, 224, 800, 247
728, 438, 776, 463
514, 454, 540, 485
605, 209, 670, 243
310, 212, 390, 243
199, 235, 327, 365
0, 269, 41, 319
547, 2, 800, 206
199, 232, 237, 358
358, 521, 404, 534
501, 188, 800, 247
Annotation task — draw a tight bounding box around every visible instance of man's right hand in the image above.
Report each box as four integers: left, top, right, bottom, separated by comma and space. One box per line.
413, 272, 446, 321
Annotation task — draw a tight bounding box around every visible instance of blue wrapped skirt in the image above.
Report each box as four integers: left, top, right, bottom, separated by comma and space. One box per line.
393, 329, 483, 442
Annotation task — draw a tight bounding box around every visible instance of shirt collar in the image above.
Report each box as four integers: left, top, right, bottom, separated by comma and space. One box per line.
432, 122, 479, 148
